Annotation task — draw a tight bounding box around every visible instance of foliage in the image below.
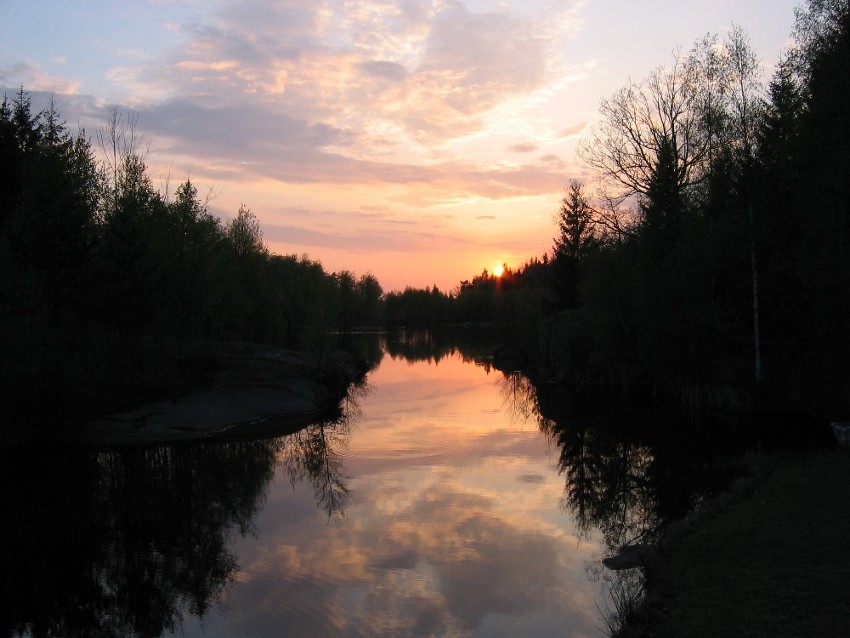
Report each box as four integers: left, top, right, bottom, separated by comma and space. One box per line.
392, 1, 850, 414
552, 180, 597, 310
1, 421, 356, 636
0, 91, 384, 433
539, 4, 850, 413
4, 0, 849, 428
648, 452, 850, 638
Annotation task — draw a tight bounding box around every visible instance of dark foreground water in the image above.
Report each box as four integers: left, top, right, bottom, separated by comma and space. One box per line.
2, 331, 823, 638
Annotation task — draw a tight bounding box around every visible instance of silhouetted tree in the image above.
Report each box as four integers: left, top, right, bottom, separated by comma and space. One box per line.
778, 0, 850, 406
0, 90, 103, 425
355, 273, 384, 326
577, 53, 709, 208
227, 203, 265, 258
552, 180, 597, 310
0, 92, 382, 433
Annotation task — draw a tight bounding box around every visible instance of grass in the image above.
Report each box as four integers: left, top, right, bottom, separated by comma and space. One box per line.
626, 449, 850, 637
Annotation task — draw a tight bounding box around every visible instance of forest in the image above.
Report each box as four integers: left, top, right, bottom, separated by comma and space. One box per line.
1, 0, 848, 435
0, 99, 383, 433
389, 0, 850, 416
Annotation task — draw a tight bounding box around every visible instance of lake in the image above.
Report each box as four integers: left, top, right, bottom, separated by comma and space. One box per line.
3, 329, 816, 637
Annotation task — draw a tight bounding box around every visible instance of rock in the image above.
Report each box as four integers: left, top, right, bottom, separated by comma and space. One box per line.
84, 344, 358, 447
602, 544, 656, 570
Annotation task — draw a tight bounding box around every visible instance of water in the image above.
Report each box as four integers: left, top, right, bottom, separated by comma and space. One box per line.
3, 330, 820, 638
168, 340, 608, 637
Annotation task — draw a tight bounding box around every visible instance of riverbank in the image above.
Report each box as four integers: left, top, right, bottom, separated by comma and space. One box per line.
85, 342, 363, 447
622, 447, 850, 637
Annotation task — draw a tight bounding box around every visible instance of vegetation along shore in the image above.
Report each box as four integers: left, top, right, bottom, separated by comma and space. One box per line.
616, 447, 850, 637
3, 0, 850, 438
1, 1, 849, 632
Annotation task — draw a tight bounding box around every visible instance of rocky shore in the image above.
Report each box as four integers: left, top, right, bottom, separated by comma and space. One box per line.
85, 342, 362, 447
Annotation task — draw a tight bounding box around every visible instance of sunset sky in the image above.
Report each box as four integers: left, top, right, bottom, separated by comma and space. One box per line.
2, 0, 800, 292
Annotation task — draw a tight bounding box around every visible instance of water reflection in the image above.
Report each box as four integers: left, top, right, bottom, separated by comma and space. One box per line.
516, 369, 819, 634
492, 366, 743, 633
2, 406, 359, 637
378, 331, 668, 635
546, 422, 658, 636
278, 386, 367, 518
5, 329, 792, 638
93, 439, 278, 635
552, 426, 657, 551
498, 371, 543, 422
384, 326, 502, 370
208, 348, 601, 637
494, 373, 656, 549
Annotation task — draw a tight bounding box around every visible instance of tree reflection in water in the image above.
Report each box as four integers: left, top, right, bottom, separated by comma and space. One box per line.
497, 371, 541, 423
93, 439, 277, 636
495, 370, 662, 634
2, 390, 361, 638
493, 365, 783, 635
498, 371, 660, 551
543, 420, 658, 635
278, 382, 367, 518
551, 425, 658, 550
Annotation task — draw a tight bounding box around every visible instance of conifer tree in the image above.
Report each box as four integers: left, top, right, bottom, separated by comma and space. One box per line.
553, 180, 596, 310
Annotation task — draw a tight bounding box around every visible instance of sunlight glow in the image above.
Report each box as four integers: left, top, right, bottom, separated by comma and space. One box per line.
0, 0, 802, 292
493, 264, 505, 278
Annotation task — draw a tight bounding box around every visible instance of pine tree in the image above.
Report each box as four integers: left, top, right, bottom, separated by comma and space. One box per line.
553, 180, 596, 309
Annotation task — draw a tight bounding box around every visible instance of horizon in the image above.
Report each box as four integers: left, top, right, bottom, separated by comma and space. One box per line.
1, 0, 800, 292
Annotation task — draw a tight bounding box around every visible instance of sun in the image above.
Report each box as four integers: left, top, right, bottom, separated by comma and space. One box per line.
493, 264, 505, 278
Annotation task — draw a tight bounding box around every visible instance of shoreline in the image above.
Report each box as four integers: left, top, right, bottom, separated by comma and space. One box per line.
618, 447, 850, 636
83, 342, 361, 448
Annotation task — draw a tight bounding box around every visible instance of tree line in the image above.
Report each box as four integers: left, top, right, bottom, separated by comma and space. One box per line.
0, 97, 383, 432
3, 0, 846, 429
391, 1, 850, 415
555, 0, 850, 414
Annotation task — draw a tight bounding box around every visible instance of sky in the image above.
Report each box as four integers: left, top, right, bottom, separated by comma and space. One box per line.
1, 0, 801, 292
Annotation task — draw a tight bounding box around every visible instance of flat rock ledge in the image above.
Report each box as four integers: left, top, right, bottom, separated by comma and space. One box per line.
85, 344, 357, 447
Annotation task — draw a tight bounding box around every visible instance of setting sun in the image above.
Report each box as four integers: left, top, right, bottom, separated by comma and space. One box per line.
493, 264, 505, 278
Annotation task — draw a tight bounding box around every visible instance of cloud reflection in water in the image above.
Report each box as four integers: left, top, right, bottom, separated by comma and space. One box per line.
175, 351, 605, 637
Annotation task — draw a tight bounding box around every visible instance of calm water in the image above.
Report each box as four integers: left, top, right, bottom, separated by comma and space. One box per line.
166, 343, 609, 637
4, 330, 817, 638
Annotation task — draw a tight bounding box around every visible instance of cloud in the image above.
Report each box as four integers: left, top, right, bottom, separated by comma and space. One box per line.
558, 121, 588, 138
1, 0, 588, 290
262, 213, 484, 254
0, 62, 80, 96
509, 142, 539, 153
358, 60, 408, 82
90, 0, 579, 185
517, 472, 546, 484
117, 90, 567, 196
140, 98, 346, 156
